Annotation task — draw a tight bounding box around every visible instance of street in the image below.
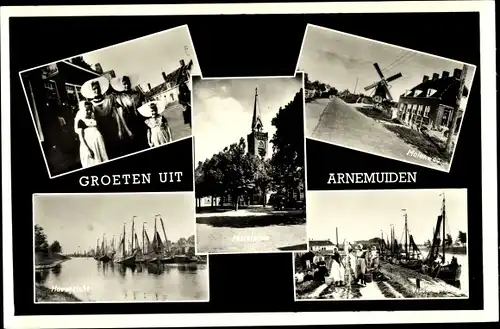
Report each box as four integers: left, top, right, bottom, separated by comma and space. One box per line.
196, 207, 307, 253
306, 97, 447, 170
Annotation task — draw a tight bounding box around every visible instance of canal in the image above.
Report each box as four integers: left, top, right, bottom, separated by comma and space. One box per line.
35, 257, 209, 302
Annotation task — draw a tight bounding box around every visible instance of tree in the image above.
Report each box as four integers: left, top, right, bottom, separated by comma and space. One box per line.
49, 240, 62, 253
445, 233, 453, 246
35, 224, 49, 252
187, 235, 195, 245
304, 72, 313, 90
177, 237, 187, 245
217, 138, 257, 211
458, 231, 467, 245
424, 239, 432, 248
270, 89, 305, 198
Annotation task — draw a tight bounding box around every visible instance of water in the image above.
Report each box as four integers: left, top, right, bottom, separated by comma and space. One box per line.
419, 249, 469, 295
35, 258, 209, 302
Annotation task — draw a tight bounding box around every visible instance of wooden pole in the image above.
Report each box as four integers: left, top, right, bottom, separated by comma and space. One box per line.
446, 64, 468, 153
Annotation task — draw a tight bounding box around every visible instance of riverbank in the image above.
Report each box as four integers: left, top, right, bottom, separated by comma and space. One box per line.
35, 284, 81, 302
35, 252, 70, 270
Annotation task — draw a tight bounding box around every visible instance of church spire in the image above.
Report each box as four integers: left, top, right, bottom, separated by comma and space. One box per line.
251, 87, 263, 132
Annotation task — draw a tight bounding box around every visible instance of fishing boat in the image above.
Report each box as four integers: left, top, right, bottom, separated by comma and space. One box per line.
93, 238, 100, 260
98, 234, 112, 262
135, 222, 159, 263
154, 214, 176, 263
114, 218, 136, 266
394, 210, 424, 270
422, 193, 462, 287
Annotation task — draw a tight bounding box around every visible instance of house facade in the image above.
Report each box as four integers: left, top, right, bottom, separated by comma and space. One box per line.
20, 60, 105, 175
144, 59, 193, 104
397, 68, 468, 133
309, 239, 337, 252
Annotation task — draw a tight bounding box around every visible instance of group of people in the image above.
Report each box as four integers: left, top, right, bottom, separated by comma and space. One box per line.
297, 244, 381, 287
75, 75, 189, 168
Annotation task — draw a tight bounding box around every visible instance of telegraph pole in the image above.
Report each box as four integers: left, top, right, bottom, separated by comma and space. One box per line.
353, 77, 359, 94
446, 64, 468, 153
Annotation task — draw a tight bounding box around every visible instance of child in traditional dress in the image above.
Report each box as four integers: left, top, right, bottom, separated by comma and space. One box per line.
74, 101, 109, 168
140, 102, 173, 148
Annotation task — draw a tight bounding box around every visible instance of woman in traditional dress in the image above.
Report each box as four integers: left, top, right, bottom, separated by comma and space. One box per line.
329, 246, 345, 286
355, 244, 368, 286
111, 75, 148, 152
138, 101, 173, 148
81, 76, 132, 159
74, 100, 108, 168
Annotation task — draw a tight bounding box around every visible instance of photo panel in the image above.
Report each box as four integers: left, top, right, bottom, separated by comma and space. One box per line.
192, 73, 308, 254
293, 189, 468, 301
19, 25, 200, 179
33, 192, 209, 303
298, 24, 476, 173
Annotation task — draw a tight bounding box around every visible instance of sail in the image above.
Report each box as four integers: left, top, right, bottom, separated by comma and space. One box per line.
152, 231, 165, 254
144, 231, 153, 253
115, 236, 125, 259
134, 233, 143, 256
426, 215, 443, 262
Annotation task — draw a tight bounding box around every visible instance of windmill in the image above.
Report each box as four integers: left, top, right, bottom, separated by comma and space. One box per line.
364, 63, 403, 110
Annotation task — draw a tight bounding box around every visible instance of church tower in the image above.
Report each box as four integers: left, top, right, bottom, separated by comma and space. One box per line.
247, 87, 269, 157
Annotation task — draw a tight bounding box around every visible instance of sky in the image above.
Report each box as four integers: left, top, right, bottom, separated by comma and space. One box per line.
298, 25, 476, 110
307, 189, 468, 245
34, 193, 195, 254
192, 75, 303, 163
82, 25, 200, 92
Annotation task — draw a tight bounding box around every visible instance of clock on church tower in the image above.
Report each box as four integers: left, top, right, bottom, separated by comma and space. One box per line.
247, 87, 268, 157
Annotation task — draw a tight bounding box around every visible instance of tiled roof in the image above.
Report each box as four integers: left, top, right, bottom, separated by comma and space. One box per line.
309, 240, 335, 246
145, 59, 193, 98
401, 75, 469, 108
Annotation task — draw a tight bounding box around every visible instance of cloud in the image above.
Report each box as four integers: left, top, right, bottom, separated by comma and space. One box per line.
193, 95, 251, 163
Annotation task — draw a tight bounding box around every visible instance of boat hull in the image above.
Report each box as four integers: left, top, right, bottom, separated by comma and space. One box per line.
114, 254, 136, 266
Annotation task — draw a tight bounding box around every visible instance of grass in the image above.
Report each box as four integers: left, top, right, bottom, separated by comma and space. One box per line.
36, 284, 81, 302
383, 124, 452, 163
355, 106, 396, 123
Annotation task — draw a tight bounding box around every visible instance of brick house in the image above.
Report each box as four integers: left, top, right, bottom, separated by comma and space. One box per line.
397, 68, 469, 133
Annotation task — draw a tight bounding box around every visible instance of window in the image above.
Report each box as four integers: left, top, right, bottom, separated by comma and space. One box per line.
441, 110, 450, 126
427, 88, 437, 97
44, 80, 58, 102
413, 90, 423, 97
411, 104, 416, 113
417, 104, 423, 115
65, 83, 82, 106
423, 105, 431, 118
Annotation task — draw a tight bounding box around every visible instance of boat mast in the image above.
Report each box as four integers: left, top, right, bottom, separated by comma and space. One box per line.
142, 222, 146, 253
154, 216, 158, 252
122, 223, 126, 256
131, 216, 135, 253
336, 227, 339, 248
402, 209, 408, 259
157, 214, 170, 253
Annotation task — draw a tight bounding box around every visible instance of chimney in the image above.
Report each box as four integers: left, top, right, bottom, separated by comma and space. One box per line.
94, 63, 103, 74
422, 75, 429, 83
442, 71, 450, 79
179, 59, 185, 67
162, 72, 168, 82
432, 73, 439, 80
147, 83, 151, 90
453, 68, 462, 79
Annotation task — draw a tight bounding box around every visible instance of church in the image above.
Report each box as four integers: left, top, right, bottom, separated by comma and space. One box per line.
246, 87, 271, 206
